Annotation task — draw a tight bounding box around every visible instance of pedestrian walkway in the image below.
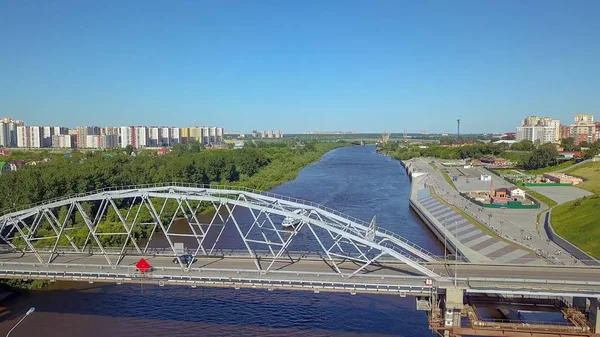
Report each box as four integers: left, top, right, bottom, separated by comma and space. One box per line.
416, 188, 545, 265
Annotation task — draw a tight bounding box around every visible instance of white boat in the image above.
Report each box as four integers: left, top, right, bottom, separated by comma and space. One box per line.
281, 209, 307, 227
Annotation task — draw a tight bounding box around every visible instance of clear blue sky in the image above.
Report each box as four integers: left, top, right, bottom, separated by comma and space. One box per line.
1, 0, 599, 134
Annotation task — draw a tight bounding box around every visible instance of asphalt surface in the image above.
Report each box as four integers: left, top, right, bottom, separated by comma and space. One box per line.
0, 252, 599, 285
409, 158, 578, 265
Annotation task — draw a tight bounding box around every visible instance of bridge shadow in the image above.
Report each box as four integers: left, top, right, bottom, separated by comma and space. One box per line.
0, 283, 434, 336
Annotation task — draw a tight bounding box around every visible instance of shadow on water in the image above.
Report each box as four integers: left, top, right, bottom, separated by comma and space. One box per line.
0, 282, 435, 337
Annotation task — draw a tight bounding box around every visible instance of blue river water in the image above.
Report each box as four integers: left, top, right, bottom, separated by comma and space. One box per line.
0, 145, 444, 337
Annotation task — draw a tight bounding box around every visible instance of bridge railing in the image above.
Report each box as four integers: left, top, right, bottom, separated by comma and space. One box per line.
0, 182, 440, 260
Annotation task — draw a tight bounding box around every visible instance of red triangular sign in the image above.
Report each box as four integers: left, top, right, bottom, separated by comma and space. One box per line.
136, 258, 151, 273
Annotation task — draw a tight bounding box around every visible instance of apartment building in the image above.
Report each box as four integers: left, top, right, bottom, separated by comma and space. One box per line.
16, 126, 42, 148
52, 134, 75, 148
560, 114, 597, 145
86, 135, 118, 149
516, 126, 556, 144
0, 117, 24, 147
516, 116, 560, 144
170, 127, 180, 145
76, 126, 101, 149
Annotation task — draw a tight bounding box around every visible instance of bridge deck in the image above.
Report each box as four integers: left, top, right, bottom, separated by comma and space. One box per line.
0, 253, 599, 297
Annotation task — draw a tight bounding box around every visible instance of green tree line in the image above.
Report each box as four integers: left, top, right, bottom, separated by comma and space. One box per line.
2, 142, 346, 249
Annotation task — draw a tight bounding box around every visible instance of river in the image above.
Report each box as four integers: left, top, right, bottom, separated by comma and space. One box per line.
0, 145, 444, 337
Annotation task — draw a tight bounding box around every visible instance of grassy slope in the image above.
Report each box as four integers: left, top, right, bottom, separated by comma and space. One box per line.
551, 161, 600, 258
524, 161, 575, 175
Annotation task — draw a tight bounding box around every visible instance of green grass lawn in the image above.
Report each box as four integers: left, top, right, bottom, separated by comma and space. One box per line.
494, 169, 517, 175
551, 161, 600, 259
524, 161, 575, 175
565, 162, 600, 194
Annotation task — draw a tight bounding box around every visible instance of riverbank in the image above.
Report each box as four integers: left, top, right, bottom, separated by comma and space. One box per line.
551, 161, 600, 259
402, 157, 574, 265
0, 145, 441, 337
0, 142, 350, 292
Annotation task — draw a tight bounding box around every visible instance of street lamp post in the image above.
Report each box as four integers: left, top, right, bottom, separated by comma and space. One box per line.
520, 229, 525, 243
6, 307, 35, 337
454, 220, 459, 287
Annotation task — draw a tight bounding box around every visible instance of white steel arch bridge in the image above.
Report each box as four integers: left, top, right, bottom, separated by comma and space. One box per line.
0, 183, 440, 279
1, 183, 599, 299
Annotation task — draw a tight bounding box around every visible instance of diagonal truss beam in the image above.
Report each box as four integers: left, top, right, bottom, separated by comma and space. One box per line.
0, 185, 440, 278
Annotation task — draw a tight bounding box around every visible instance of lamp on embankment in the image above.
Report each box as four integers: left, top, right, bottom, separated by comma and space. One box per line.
6, 307, 35, 337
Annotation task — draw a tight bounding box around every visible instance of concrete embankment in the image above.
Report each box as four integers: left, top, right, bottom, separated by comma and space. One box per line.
402, 159, 491, 263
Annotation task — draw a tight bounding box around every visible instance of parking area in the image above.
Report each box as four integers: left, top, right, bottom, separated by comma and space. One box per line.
444, 166, 512, 192
526, 186, 593, 204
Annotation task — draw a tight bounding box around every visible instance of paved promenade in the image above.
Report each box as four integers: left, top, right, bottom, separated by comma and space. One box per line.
416, 188, 542, 265
407, 158, 577, 265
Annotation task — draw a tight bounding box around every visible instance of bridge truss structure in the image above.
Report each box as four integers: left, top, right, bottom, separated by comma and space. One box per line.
0, 183, 440, 279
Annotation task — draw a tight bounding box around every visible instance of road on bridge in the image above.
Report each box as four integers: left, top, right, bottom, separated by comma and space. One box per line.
0, 252, 599, 297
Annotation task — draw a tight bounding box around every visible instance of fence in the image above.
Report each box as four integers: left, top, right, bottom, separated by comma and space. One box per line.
481, 201, 540, 209
459, 191, 540, 209
516, 181, 573, 187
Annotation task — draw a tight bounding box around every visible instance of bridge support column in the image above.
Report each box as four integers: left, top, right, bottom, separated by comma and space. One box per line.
444, 287, 464, 337
590, 298, 600, 333
573, 296, 587, 312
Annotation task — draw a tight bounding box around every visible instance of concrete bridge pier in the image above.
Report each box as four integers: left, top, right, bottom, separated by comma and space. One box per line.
573, 296, 588, 311
444, 287, 465, 337
591, 298, 600, 333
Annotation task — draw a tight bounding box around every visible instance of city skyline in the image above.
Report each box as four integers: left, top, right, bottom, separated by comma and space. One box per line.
1, 1, 599, 134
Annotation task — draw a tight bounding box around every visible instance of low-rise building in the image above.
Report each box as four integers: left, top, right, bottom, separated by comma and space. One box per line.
542, 172, 583, 185
480, 157, 510, 166
509, 187, 526, 200
0, 162, 11, 174
7, 160, 25, 172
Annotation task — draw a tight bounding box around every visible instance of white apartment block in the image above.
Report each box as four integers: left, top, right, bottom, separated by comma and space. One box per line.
86, 135, 118, 149
120, 126, 148, 148
170, 127, 180, 145
52, 134, 74, 148
538, 117, 560, 142
16, 126, 42, 148
160, 127, 170, 146
0, 117, 24, 147
120, 126, 134, 148
516, 126, 556, 144
216, 127, 224, 142
135, 126, 148, 148
148, 127, 160, 147
42, 126, 54, 147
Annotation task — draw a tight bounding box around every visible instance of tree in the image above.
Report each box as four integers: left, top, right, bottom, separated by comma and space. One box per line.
560, 138, 577, 152
523, 143, 558, 170
125, 145, 134, 155
511, 140, 534, 151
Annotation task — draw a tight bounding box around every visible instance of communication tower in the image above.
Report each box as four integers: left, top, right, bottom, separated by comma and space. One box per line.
456, 119, 461, 143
